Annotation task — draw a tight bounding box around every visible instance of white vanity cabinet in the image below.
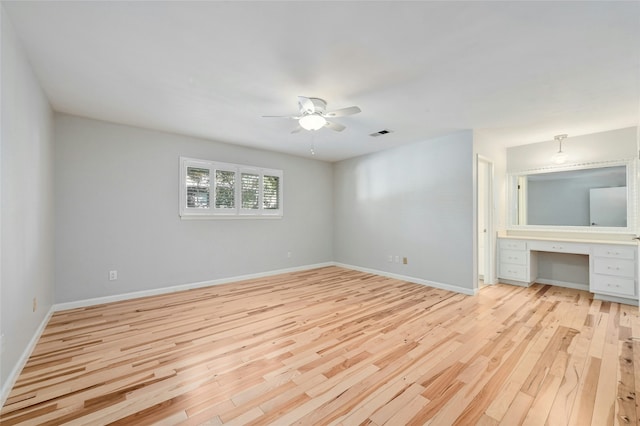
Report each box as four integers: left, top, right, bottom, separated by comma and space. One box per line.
498, 239, 535, 285
497, 237, 639, 305
590, 245, 637, 298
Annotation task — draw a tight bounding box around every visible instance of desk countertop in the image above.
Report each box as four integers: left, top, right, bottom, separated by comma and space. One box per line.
498, 233, 639, 246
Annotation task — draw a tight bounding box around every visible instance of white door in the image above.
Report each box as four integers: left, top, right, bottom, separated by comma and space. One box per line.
590, 187, 627, 227
478, 161, 487, 280
477, 156, 494, 286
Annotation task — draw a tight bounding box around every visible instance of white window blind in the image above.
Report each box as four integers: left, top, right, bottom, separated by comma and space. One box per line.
180, 157, 283, 218
215, 169, 236, 210
186, 167, 210, 209
263, 174, 280, 210
241, 172, 260, 210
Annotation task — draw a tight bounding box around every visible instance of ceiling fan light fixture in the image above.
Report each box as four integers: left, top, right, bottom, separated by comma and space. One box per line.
551, 134, 568, 165
299, 114, 326, 131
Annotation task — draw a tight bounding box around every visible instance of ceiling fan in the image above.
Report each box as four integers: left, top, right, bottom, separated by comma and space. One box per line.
263, 96, 361, 133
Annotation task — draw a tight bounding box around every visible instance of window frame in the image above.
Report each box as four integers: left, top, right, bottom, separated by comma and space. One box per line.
180, 157, 283, 219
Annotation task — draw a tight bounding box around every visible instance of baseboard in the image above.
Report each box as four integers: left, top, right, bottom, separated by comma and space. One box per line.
497, 278, 532, 287
535, 278, 589, 292
594, 293, 639, 306
1, 305, 55, 408
54, 262, 335, 311
55, 262, 477, 313
334, 263, 478, 296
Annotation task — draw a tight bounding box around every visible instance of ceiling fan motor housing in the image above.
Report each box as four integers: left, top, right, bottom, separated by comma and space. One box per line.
301, 97, 327, 115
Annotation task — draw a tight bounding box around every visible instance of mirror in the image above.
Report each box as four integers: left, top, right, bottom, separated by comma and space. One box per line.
508, 160, 636, 232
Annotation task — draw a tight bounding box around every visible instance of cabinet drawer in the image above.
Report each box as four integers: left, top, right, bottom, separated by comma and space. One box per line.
591, 274, 636, 298
499, 264, 528, 281
593, 257, 636, 278
528, 240, 590, 255
593, 245, 635, 260
499, 240, 526, 251
500, 249, 527, 265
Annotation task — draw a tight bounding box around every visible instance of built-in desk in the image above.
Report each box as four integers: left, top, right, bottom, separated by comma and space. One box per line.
498, 236, 639, 305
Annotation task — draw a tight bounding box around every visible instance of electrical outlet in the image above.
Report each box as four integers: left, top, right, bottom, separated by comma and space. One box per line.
403, 257, 408, 265
32, 297, 37, 312
394, 256, 400, 263
287, 251, 292, 258
387, 255, 393, 262
109, 270, 118, 281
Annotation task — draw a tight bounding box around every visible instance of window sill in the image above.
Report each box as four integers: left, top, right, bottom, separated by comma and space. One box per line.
180, 214, 283, 220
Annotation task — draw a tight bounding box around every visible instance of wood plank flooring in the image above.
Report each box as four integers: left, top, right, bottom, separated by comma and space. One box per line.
2, 266, 639, 425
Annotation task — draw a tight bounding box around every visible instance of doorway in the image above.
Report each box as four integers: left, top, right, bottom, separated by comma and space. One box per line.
477, 155, 495, 287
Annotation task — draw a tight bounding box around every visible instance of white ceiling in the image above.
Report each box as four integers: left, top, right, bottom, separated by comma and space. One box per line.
3, 1, 639, 162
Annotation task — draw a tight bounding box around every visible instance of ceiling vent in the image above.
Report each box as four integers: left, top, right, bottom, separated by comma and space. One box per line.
369, 129, 393, 137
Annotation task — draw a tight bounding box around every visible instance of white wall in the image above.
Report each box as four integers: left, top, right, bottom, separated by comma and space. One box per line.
1, 7, 55, 393
332, 131, 475, 292
507, 127, 637, 172
54, 114, 333, 303
474, 131, 507, 230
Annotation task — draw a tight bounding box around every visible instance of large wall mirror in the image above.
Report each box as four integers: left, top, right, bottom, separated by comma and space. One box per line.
507, 160, 637, 233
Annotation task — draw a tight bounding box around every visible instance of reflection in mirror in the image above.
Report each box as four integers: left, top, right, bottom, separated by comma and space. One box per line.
516, 165, 627, 227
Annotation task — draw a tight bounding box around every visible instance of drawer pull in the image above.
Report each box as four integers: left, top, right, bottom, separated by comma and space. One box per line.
606, 283, 621, 288
607, 266, 621, 271
607, 251, 620, 255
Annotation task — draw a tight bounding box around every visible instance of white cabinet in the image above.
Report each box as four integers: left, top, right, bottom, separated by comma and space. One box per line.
497, 237, 638, 304
590, 245, 637, 298
498, 239, 535, 284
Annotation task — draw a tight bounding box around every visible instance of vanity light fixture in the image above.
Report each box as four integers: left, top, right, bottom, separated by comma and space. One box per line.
551, 134, 568, 165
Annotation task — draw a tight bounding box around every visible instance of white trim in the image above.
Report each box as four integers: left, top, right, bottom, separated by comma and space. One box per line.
334, 263, 478, 296
54, 262, 334, 311
535, 278, 589, 292
1, 306, 55, 408
180, 215, 283, 221
497, 278, 531, 287
594, 293, 639, 306
55, 262, 478, 312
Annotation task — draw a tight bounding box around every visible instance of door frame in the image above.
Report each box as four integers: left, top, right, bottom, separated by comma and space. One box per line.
477, 155, 496, 285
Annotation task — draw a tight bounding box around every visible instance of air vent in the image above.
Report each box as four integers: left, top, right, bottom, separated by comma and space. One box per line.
369, 129, 393, 137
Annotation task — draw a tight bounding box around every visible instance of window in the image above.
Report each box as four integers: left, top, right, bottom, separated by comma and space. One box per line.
263, 174, 280, 210
215, 169, 236, 209
180, 157, 283, 218
186, 167, 210, 208
241, 172, 259, 210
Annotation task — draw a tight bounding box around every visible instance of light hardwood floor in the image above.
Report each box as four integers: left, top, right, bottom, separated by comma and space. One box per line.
2, 266, 639, 425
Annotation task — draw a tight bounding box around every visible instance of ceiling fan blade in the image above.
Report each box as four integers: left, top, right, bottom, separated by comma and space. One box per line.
325, 120, 346, 132
262, 115, 300, 119
324, 106, 361, 118
298, 96, 316, 114
291, 125, 303, 134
